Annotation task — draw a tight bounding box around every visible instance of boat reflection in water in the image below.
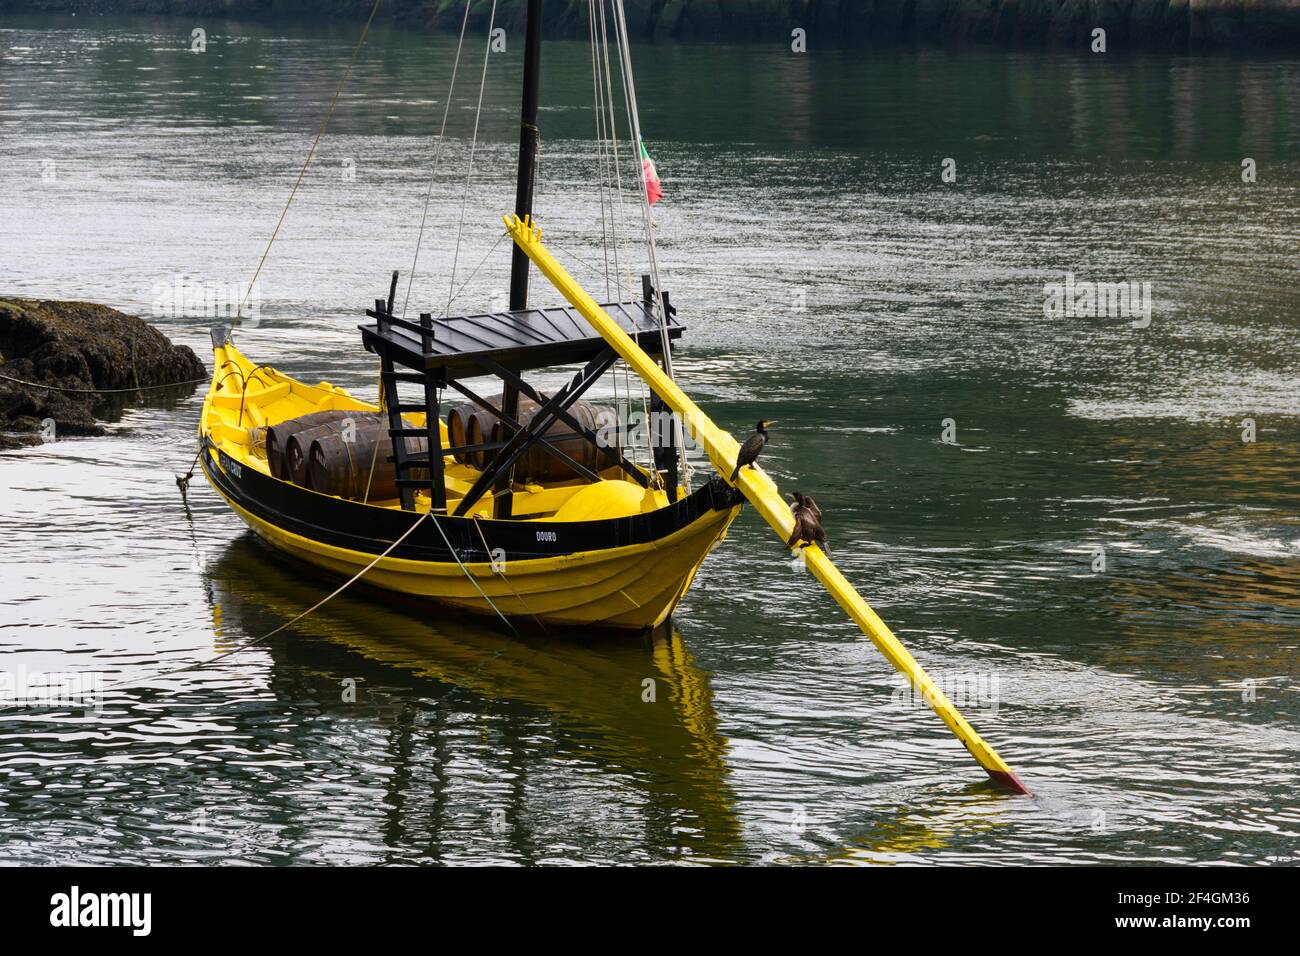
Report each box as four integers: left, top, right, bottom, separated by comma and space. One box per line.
204, 533, 741, 863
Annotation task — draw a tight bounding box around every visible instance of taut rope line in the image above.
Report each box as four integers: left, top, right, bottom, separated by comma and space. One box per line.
231, 0, 385, 333
0, 371, 207, 393
472, 516, 548, 634
428, 512, 519, 636
443, 0, 500, 319
401, 0, 474, 320
105, 507, 431, 691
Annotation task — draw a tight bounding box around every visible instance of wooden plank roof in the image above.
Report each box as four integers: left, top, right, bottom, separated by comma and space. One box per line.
359, 300, 683, 378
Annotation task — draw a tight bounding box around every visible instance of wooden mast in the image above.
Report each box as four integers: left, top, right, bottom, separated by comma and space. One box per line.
496, 0, 544, 518
510, 0, 543, 312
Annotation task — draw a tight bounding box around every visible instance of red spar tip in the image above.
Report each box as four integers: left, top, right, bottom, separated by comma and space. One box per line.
987, 768, 1034, 796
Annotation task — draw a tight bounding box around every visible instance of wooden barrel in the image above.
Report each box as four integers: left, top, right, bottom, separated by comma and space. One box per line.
494, 401, 618, 483
446, 405, 475, 465
307, 427, 430, 501
284, 422, 347, 488
449, 394, 543, 470
281, 414, 386, 487
266, 409, 360, 480
467, 410, 493, 470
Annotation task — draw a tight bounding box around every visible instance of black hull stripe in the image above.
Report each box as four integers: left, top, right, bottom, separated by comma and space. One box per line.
202, 442, 743, 564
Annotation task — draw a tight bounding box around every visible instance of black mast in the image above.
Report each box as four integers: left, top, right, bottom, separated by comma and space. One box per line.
496, 0, 542, 518
509, 0, 543, 312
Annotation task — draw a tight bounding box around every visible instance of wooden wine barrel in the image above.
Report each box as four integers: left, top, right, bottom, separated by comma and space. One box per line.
265, 409, 361, 480
446, 405, 476, 465
466, 413, 490, 470
285, 423, 347, 488
282, 414, 387, 487
493, 401, 618, 483
307, 427, 430, 501
449, 394, 542, 470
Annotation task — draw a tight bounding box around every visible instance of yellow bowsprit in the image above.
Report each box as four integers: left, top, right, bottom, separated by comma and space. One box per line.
504, 212, 1032, 795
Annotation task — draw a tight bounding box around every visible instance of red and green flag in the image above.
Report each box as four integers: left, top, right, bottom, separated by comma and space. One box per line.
640, 141, 663, 205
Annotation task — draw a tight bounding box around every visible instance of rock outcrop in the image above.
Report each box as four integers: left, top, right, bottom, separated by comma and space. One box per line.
0, 298, 205, 450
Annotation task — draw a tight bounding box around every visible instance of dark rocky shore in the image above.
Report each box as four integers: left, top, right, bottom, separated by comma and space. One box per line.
2, 0, 1298, 49
0, 298, 205, 450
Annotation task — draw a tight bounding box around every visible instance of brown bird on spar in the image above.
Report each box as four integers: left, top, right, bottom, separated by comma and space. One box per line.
787, 491, 829, 554
730, 419, 776, 482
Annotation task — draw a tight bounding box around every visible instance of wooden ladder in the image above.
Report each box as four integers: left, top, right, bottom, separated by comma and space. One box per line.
374, 294, 446, 513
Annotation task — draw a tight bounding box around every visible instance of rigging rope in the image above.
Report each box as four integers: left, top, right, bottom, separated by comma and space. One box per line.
594, 0, 631, 302
361, 362, 387, 504
232, 0, 384, 334
401, 0, 474, 320
611, 0, 690, 489
440, 230, 509, 318
612, 0, 670, 365
444, 0, 500, 319
589, 1, 657, 481
587, 0, 613, 300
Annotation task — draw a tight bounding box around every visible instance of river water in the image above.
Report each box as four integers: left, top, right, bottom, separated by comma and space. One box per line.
1, 15, 1298, 865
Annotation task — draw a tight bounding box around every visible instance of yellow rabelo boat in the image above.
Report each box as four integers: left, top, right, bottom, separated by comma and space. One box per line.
199, 305, 741, 633
199, 2, 742, 633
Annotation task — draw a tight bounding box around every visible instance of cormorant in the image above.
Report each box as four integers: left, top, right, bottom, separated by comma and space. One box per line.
730, 419, 775, 482
787, 491, 828, 553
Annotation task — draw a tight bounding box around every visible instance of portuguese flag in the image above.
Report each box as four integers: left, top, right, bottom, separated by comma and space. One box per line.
640, 141, 663, 205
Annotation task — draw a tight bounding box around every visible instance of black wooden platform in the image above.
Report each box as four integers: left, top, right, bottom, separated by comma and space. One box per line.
359, 300, 683, 379
357, 274, 683, 515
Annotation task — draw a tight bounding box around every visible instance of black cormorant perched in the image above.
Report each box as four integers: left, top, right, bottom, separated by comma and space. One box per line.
787, 491, 828, 553
730, 419, 775, 482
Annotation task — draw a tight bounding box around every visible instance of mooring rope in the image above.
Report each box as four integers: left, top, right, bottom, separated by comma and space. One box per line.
104, 508, 431, 692
427, 511, 519, 636
0, 371, 207, 393
3, 369, 214, 495
0, 362, 381, 403
174, 445, 204, 496
472, 516, 548, 635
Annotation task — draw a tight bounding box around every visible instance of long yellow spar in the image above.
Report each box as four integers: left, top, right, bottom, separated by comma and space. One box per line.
505, 214, 1031, 795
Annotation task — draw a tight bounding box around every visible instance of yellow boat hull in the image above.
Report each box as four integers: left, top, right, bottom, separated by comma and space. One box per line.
199, 339, 742, 631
